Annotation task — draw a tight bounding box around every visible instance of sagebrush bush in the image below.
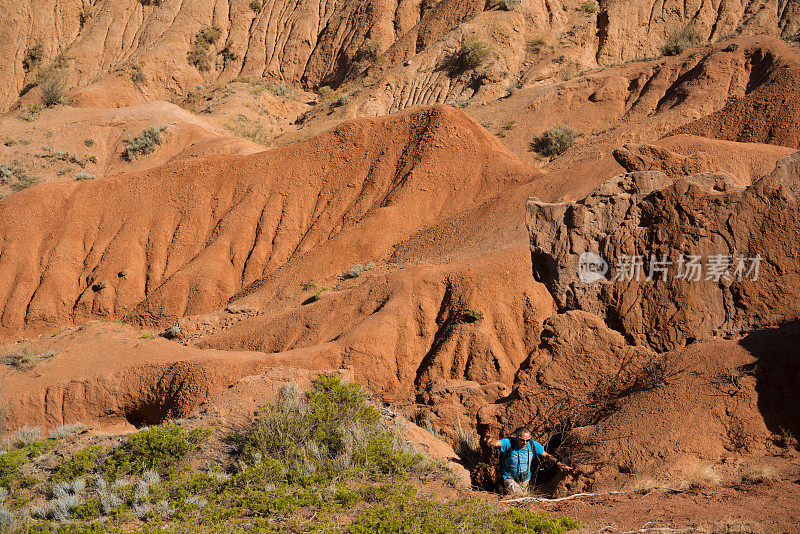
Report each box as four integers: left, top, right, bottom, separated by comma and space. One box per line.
660, 25, 700, 56
230, 376, 427, 483
580, 0, 597, 13
0, 506, 12, 529
122, 125, 167, 161
457, 37, 491, 71
14, 425, 41, 447
532, 124, 578, 158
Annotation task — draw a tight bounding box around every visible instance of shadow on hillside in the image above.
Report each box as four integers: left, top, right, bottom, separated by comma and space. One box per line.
740, 320, 800, 440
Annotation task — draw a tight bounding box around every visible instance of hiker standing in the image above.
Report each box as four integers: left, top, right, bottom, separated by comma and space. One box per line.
485, 427, 572, 494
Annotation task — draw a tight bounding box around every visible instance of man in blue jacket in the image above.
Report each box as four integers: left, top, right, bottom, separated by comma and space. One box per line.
487, 427, 572, 494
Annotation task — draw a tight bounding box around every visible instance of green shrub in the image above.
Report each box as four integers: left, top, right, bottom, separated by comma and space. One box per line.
532, 124, 578, 158
105, 424, 210, 478
463, 309, 483, 322
249, 0, 262, 11
580, 1, 597, 13
122, 125, 167, 161
20, 103, 42, 122
311, 286, 328, 302
219, 45, 238, 63
53, 446, 104, 482
333, 93, 349, 107
188, 26, 222, 71
54, 425, 210, 482
23, 42, 43, 71
0, 439, 54, 494
457, 37, 491, 71
350, 493, 580, 533
660, 25, 700, 56
230, 377, 427, 484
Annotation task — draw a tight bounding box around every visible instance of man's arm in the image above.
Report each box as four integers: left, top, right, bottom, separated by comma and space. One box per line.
540, 451, 572, 472
481, 436, 504, 448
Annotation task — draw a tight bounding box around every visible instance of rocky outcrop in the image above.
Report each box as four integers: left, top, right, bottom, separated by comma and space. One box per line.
0, 0, 481, 111
526, 152, 800, 352
596, 0, 800, 65
3, 0, 797, 115
476, 309, 779, 491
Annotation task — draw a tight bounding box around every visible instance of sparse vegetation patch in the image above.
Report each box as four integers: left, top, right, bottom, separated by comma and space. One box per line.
355, 38, 382, 64
532, 124, 578, 158
188, 26, 222, 71
497, 0, 519, 10
122, 125, 168, 161
660, 24, 700, 56
1, 347, 54, 371
22, 42, 43, 71
37, 63, 69, 107
456, 37, 491, 71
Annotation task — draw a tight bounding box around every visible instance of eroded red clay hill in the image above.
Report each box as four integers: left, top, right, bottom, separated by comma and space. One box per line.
0, 106, 533, 336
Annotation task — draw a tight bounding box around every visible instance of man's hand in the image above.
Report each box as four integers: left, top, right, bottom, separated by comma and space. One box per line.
542, 451, 572, 473
481, 436, 501, 448
555, 461, 572, 473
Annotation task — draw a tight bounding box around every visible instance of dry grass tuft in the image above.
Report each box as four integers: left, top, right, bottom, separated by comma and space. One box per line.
628, 477, 661, 493
1, 347, 55, 371
739, 463, 778, 484
681, 463, 721, 488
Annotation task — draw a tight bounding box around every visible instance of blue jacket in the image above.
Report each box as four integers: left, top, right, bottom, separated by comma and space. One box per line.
500, 438, 545, 481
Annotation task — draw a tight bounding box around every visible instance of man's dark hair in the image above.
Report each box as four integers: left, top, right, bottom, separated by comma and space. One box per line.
516, 427, 531, 437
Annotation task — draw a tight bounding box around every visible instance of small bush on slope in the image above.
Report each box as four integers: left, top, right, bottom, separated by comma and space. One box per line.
188, 26, 222, 71
228, 376, 430, 483
532, 125, 578, 158
660, 25, 700, 56
122, 125, 168, 161
457, 37, 491, 71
